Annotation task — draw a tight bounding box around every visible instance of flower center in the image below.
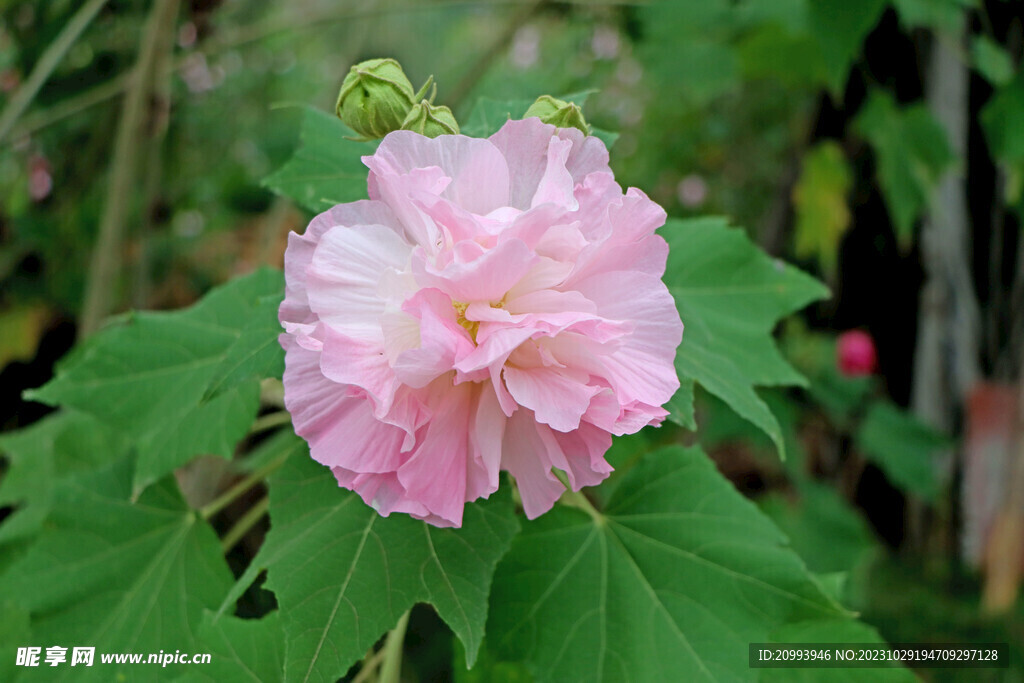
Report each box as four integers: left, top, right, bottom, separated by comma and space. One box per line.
452, 299, 504, 343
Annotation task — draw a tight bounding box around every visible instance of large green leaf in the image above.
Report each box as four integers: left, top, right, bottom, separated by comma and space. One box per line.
0, 410, 128, 547
26, 270, 284, 493
662, 217, 829, 456
735, 0, 884, 93
176, 612, 285, 683
263, 107, 378, 213
488, 446, 852, 682
0, 458, 232, 682
854, 91, 955, 245
760, 480, 877, 575
218, 444, 520, 682
855, 401, 949, 501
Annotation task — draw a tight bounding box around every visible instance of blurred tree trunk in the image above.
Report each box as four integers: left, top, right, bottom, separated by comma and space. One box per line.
910, 20, 981, 557
912, 23, 981, 428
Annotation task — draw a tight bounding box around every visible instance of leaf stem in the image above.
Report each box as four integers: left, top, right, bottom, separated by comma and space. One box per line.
553, 470, 604, 526
378, 610, 411, 683
219, 495, 268, 553
199, 451, 288, 520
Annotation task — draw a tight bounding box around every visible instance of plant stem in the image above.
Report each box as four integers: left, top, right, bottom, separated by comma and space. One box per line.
79, 0, 180, 337
350, 648, 386, 683
378, 610, 410, 683
250, 410, 292, 435
199, 451, 289, 521
0, 0, 111, 143
220, 495, 269, 553
132, 0, 179, 310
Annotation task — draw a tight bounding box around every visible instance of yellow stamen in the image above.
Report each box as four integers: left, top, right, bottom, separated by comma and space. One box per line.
452, 300, 480, 342
452, 299, 504, 344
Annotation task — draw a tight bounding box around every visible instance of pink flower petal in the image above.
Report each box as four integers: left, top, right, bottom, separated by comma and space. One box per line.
504, 364, 600, 433
306, 224, 412, 339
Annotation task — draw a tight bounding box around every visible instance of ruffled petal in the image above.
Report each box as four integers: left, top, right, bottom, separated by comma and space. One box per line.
306, 223, 413, 340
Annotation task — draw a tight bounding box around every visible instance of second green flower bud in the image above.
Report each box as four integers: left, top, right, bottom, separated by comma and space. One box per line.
401, 101, 459, 138
524, 95, 590, 135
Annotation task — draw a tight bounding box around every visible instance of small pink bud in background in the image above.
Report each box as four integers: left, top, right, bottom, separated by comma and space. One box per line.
837, 329, 877, 376
28, 155, 52, 202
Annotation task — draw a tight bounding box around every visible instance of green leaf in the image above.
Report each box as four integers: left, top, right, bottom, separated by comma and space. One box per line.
665, 378, 696, 430
760, 480, 877, 574
793, 141, 852, 274
737, 24, 828, 89
855, 401, 949, 501
892, 0, 974, 34
488, 446, 851, 682
662, 217, 829, 456
735, 0, 885, 93
461, 97, 533, 138
26, 270, 284, 493
782, 328, 873, 423
454, 636, 533, 683
806, 0, 887, 94
0, 602, 30, 683
0, 458, 232, 682
202, 288, 284, 402
972, 36, 1015, 87
263, 106, 378, 213
177, 612, 285, 683
854, 91, 955, 245
982, 70, 1024, 171
0, 410, 128, 547
220, 449, 520, 682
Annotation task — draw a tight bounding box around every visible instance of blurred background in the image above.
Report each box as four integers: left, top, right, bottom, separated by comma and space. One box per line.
1, 0, 1024, 679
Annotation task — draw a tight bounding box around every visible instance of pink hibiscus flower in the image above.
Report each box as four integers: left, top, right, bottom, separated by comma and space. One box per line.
279, 117, 683, 527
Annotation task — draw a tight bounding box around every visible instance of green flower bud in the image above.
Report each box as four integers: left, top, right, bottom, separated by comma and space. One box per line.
335, 58, 418, 140
401, 100, 460, 138
524, 95, 590, 134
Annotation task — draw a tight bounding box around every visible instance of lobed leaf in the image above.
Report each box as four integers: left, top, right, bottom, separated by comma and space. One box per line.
662, 217, 829, 455
0, 410, 128, 548
855, 401, 949, 502
488, 445, 854, 682
176, 612, 286, 683
263, 107, 379, 213
218, 443, 519, 683
0, 458, 233, 682
26, 269, 284, 493
854, 91, 955, 245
